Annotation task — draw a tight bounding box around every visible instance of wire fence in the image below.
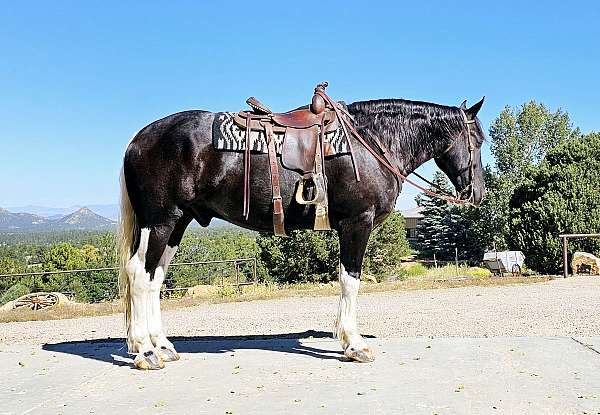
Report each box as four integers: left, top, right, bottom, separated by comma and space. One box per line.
0, 257, 257, 303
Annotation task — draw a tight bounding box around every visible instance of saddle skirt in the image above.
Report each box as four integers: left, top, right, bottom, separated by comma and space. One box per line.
212, 111, 350, 158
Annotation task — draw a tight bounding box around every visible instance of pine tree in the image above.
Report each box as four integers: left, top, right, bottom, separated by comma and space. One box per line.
417, 171, 482, 260
417, 172, 454, 260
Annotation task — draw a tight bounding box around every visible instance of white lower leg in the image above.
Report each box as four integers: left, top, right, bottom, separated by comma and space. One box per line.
125, 229, 154, 355
148, 246, 178, 359
335, 264, 373, 362
147, 266, 166, 345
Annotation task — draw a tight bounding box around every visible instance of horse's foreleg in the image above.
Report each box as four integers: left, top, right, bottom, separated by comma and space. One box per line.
335, 209, 375, 363
148, 245, 179, 362
125, 228, 164, 370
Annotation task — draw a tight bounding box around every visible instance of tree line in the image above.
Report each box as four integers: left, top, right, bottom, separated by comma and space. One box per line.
0, 216, 411, 304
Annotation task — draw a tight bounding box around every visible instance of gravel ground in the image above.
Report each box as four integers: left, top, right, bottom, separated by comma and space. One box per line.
1, 276, 599, 345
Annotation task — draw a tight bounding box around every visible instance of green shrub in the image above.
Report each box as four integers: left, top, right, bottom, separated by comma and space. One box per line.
466, 267, 491, 278
400, 263, 428, 278
257, 211, 411, 284
256, 230, 339, 283
0, 283, 31, 305
365, 211, 411, 276
217, 285, 238, 298
173, 229, 265, 286
510, 133, 600, 273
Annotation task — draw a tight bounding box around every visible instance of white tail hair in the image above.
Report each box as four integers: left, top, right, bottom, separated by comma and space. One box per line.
117, 167, 137, 338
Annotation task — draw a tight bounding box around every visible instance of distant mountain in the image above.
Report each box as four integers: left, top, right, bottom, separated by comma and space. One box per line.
53, 207, 115, 230
6, 205, 79, 218
47, 214, 65, 220
86, 204, 119, 221
0, 208, 50, 231
1, 205, 232, 232
0, 207, 116, 233
7, 204, 119, 221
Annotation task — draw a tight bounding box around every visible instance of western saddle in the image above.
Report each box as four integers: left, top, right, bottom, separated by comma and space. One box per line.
233, 82, 358, 236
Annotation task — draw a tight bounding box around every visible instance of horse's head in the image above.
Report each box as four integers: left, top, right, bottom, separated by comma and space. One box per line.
434, 98, 486, 205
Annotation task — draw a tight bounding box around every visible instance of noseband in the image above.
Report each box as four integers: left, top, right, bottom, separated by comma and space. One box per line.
410, 109, 477, 204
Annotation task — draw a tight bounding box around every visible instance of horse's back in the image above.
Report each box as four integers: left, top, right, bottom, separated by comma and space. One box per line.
127, 110, 213, 154
123, 110, 215, 224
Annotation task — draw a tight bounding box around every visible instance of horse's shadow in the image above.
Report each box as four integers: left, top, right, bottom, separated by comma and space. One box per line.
42, 330, 376, 367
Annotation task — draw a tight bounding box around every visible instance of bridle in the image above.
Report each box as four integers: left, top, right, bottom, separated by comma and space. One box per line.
415, 109, 477, 204
316, 88, 478, 205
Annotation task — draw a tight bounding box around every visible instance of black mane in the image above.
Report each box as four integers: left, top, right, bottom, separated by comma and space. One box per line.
347, 99, 483, 167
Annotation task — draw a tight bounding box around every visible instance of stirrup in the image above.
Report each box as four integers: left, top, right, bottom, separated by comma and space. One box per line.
295, 174, 326, 205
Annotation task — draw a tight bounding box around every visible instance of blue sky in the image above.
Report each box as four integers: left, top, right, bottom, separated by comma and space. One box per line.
1, 0, 598, 211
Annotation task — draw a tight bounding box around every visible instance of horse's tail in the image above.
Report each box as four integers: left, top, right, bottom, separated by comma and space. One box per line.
117, 166, 138, 340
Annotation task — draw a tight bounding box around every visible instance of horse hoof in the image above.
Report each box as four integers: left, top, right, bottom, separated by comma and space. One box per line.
158, 345, 180, 362
134, 350, 165, 370
345, 346, 375, 363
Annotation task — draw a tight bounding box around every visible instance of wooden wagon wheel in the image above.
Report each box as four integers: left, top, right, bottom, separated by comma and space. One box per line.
511, 264, 522, 277
13, 292, 59, 311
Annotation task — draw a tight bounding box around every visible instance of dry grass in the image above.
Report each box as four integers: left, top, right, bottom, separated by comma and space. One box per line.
0, 275, 553, 323
0, 301, 123, 323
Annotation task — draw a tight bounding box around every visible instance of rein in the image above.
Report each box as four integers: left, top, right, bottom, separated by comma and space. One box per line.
316, 88, 475, 205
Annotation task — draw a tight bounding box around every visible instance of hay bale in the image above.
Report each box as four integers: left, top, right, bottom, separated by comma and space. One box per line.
54, 293, 72, 306
0, 301, 16, 312
571, 252, 600, 275
362, 274, 378, 283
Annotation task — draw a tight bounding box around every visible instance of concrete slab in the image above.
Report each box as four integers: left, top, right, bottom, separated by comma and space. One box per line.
1, 336, 599, 415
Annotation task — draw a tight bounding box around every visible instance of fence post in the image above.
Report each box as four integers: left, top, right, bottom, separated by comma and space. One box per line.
455, 247, 459, 277
562, 236, 569, 278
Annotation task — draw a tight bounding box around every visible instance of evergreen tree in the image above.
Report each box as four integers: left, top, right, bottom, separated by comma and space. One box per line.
417, 172, 454, 260
479, 101, 580, 249
510, 133, 600, 273
417, 172, 482, 260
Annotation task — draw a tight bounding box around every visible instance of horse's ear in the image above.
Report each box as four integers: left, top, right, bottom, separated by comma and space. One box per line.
465, 97, 485, 119
459, 100, 467, 110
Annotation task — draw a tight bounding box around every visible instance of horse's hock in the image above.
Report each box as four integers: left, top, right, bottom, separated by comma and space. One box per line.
571, 252, 600, 275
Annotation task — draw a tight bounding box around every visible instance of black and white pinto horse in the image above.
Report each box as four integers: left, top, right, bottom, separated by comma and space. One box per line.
118, 95, 486, 369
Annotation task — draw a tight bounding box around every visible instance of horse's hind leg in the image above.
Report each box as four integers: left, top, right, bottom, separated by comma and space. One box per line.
148, 215, 192, 362
335, 209, 375, 363
126, 223, 173, 370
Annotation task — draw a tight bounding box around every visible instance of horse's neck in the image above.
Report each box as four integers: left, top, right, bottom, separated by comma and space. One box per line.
376, 121, 450, 176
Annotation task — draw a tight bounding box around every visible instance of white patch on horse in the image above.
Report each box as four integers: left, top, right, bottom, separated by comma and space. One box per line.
148, 245, 178, 359
125, 228, 153, 354
334, 264, 374, 362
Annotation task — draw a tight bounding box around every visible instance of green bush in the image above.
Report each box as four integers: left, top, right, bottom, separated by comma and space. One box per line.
399, 263, 428, 278
256, 230, 339, 283
364, 211, 411, 276
0, 283, 30, 305
510, 133, 600, 273
172, 229, 264, 286
257, 210, 411, 283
